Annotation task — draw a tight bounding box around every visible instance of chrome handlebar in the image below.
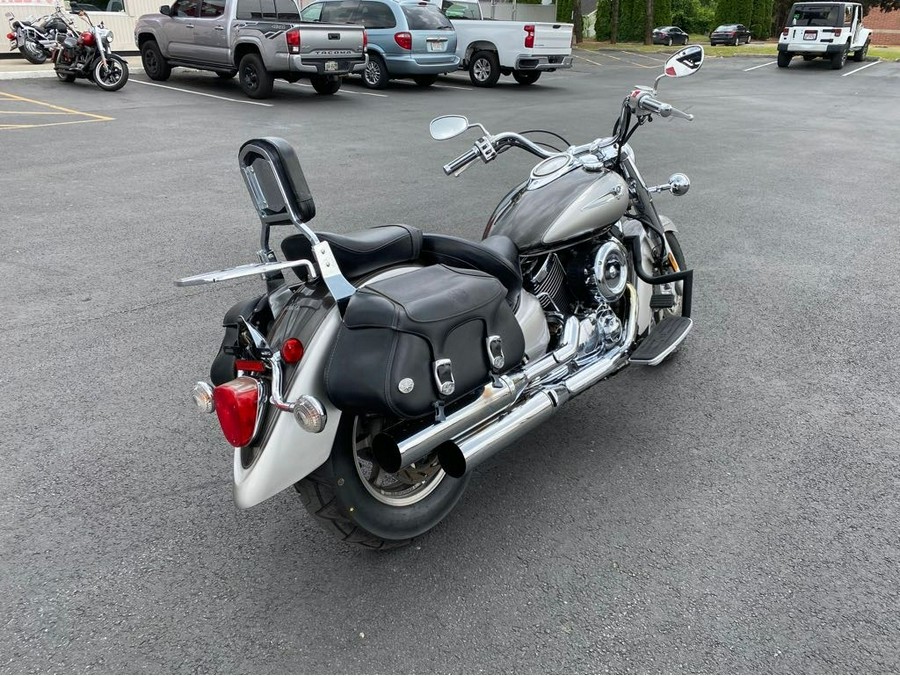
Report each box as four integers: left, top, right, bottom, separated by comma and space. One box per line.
630, 90, 694, 121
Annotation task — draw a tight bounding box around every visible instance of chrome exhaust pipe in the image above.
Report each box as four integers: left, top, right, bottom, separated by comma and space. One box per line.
437, 286, 638, 478
372, 316, 581, 473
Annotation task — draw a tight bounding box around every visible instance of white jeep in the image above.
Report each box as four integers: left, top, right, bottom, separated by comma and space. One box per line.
777, 1, 872, 70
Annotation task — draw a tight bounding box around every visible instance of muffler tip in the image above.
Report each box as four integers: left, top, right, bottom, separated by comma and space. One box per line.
436, 441, 466, 479
372, 433, 402, 474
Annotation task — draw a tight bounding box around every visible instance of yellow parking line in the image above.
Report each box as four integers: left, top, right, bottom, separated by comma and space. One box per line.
0, 90, 114, 128
0, 110, 74, 114
1, 118, 111, 129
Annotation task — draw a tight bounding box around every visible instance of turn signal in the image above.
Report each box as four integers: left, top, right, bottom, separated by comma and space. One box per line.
293, 395, 327, 433
213, 377, 262, 447
394, 31, 412, 50
281, 338, 304, 364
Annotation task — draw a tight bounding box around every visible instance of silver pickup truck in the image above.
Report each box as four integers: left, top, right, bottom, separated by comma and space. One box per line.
135, 0, 367, 98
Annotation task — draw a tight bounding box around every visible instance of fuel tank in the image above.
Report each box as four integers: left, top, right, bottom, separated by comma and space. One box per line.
483, 162, 629, 253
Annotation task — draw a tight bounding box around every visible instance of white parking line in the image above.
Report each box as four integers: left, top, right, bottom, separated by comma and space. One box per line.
293, 82, 389, 97
433, 83, 473, 91
130, 79, 274, 106
841, 60, 880, 77
573, 52, 605, 67
744, 60, 776, 71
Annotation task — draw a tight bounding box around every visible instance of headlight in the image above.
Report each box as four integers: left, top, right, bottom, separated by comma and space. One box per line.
104, 30, 113, 42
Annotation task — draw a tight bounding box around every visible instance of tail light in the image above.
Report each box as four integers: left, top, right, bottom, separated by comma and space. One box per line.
362, 28, 367, 50
394, 31, 412, 50
213, 377, 263, 447
782, 27, 789, 36
6, 32, 15, 40
281, 338, 304, 365
286, 28, 300, 54
524, 24, 534, 49
832, 28, 842, 36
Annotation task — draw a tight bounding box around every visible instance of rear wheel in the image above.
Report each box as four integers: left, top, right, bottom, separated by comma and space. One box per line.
469, 50, 500, 87
830, 47, 847, 70
363, 52, 389, 89
140, 40, 171, 81
310, 74, 341, 95
21, 39, 48, 64
239, 52, 274, 98
666, 36, 672, 46
512, 70, 541, 85
296, 414, 470, 549
777, 51, 792, 68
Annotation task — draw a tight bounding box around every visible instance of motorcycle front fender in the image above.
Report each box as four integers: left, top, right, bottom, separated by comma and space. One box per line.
232, 306, 343, 509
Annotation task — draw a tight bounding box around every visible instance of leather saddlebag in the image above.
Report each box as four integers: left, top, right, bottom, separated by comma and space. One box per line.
325, 265, 525, 419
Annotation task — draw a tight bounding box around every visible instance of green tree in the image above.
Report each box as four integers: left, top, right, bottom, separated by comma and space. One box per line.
750, 0, 773, 37
595, 0, 612, 39
671, 0, 716, 33
654, 0, 672, 25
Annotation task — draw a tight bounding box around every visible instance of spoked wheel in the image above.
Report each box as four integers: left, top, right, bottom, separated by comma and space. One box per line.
296, 413, 469, 549
21, 39, 48, 64
92, 55, 128, 91
363, 53, 389, 89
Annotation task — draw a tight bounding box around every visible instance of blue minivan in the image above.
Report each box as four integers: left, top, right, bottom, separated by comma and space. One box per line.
300, 0, 459, 88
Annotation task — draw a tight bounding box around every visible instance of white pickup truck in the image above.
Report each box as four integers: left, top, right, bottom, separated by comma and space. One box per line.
431, 0, 573, 86
777, 1, 872, 70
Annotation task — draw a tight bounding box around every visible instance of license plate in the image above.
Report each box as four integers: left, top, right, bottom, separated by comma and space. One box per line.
427, 40, 446, 53
324, 60, 338, 72
804, 30, 817, 40
9, 39, 15, 49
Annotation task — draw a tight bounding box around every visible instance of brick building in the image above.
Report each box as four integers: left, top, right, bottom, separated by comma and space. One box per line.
866, 7, 900, 45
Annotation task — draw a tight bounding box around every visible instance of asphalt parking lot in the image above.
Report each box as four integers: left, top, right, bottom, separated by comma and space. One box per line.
2, 50, 900, 673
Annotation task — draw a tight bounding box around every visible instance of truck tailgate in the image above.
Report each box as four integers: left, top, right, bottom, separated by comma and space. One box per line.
299, 23, 366, 61
531, 23, 572, 54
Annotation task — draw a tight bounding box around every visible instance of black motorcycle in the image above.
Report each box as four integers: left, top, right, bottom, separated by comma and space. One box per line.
5, 2, 76, 65
53, 10, 128, 92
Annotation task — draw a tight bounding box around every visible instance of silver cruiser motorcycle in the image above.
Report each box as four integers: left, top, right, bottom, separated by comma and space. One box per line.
178, 46, 705, 549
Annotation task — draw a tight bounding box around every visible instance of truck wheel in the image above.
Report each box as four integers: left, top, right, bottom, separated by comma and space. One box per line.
512, 70, 541, 85
777, 51, 791, 68
830, 47, 847, 70
413, 74, 438, 87
239, 53, 274, 99
853, 40, 869, 62
469, 50, 500, 87
311, 74, 341, 95
363, 53, 389, 89
141, 40, 171, 81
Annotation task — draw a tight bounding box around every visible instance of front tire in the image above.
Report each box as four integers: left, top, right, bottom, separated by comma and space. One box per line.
512, 70, 541, 85
853, 40, 869, 62
140, 40, 171, 81
469, 50, 500, 87
310, 74, 341, 95
92, 55, 128, 91
296, 414, 470, 549
239, 52, 274, 98
363, 52, 389, 89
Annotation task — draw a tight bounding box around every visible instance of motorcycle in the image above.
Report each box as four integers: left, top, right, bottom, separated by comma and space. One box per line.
5, 2, 76, 65
177, 45, 705, 549
52, 10, 128, 91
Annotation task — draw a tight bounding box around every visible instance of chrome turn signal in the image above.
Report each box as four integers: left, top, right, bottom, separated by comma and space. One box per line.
192, 381, 215, 414
292, 395, 327, 433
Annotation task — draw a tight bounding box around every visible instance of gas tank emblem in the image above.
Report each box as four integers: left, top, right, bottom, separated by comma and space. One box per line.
398, 378, 415, 394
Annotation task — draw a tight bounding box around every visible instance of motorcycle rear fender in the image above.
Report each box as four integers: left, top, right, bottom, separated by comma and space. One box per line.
232, 305, 343, 509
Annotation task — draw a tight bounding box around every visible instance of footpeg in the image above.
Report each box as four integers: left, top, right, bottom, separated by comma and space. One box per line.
650, 293, 676, 309
629, 316, 692, 366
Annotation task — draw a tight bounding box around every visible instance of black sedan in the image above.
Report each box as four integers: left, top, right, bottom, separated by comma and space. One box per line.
710, 24, 752, 46
652, 26, 690, 46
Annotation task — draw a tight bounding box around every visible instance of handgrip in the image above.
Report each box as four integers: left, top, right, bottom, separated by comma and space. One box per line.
443, 147, 480, 176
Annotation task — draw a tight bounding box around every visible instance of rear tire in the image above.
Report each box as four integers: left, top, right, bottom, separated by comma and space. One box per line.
830, 47, 847, 70
666, 36, 672, 46
512, 70, 541, 85
239, 52, 274, 98
853, 40, 869, 62
777, 51, 791, 68
310, 74, 341, 95
363, 52, 389, 89
469, 50, 500, 87
21, 39, 47, 64
296, 414, 470, 549
140, 40, 171, 81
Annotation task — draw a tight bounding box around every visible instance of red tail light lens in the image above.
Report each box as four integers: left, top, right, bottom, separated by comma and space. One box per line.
213, 377, 262, 447
6, 32, 15, 40
362, 28, 367, 50
782, 27, 789, 36
286, 28, 300, 54
524, 24, 535, 48
833, 28, 842, 36
281, 338, 305, 364
394, 31, 412, 50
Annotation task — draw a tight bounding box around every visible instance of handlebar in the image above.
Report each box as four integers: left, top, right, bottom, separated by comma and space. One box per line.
443, 147, 480, 176
631, 91, 694, 121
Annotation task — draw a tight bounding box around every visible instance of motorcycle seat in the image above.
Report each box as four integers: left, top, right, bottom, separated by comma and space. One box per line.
281, 225, 522, 306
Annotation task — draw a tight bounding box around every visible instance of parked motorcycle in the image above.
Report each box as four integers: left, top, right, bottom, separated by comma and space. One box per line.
53, 10, 128, 91
5, 2, 76, 65
177, 46, 705, 549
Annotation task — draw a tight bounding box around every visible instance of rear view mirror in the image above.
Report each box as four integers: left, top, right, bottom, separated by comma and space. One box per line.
238, 138, 316, 227
430, 115, 469, 140
664, 45, 704, 77
159, 4, 170, 14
